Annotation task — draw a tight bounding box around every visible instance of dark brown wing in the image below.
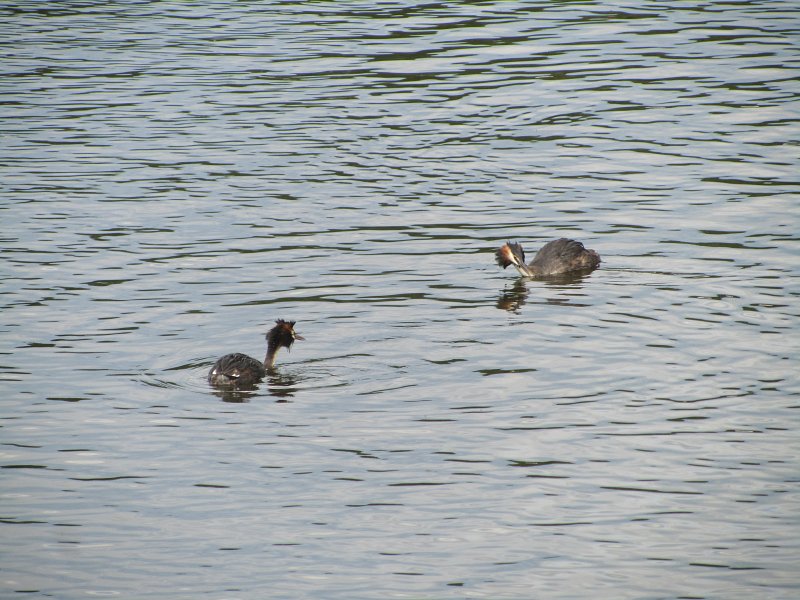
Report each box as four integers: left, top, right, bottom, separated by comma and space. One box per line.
530, 238, 600, 275
208, 352, 265, 387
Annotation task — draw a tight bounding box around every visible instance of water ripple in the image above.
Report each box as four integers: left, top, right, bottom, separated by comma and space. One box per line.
2, 1, 798, 598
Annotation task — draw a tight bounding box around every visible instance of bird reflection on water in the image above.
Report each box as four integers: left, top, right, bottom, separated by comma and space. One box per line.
496, 272, 597, 313
211, 370, 301, 403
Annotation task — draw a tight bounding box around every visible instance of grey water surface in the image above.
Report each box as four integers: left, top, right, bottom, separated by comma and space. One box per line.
2, 1, 799, 599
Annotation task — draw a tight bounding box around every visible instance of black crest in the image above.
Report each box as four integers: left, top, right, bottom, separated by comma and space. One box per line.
267, 319, 298, 350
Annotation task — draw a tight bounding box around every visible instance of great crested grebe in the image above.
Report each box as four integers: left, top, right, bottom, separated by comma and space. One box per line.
208, 319, 304, 388
495, 238, 600, 277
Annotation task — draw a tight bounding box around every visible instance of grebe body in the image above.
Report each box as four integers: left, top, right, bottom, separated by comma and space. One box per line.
496, 238, 600, 277
208, 320, 303, 388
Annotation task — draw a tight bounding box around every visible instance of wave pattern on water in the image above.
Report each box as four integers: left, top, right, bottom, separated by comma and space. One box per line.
1, 1, 798, 599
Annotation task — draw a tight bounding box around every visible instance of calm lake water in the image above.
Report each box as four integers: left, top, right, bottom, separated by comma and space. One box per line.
2, 1, 799, 598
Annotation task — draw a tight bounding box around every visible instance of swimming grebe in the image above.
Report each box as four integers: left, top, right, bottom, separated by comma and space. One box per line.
495, 238, 600, 277
208, 319, 304, 388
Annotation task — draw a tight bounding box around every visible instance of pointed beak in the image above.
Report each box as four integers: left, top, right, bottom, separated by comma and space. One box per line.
294, 333, 305, 341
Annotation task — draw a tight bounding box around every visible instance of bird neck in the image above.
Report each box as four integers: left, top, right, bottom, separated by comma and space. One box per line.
264, 345, 280, 370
